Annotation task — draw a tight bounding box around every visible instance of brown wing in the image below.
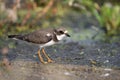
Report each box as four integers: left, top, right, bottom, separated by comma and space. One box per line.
22, 31, 53, 44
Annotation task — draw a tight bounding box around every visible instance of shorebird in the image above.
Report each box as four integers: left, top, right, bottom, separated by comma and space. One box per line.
8, 27, 70, 64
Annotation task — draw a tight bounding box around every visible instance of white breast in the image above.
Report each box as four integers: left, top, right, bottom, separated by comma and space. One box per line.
56, 34, 66, 41
39, 40, 56, 48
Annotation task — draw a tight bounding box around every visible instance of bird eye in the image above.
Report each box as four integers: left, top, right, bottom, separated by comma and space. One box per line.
59, 31, 64, 34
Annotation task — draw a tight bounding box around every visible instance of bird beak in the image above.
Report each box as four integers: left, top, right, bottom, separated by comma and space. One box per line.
65, 33, 70, 37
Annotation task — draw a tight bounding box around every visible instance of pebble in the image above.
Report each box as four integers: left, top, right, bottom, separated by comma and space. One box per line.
64, 72, 71, 76
100, 73, 110, 77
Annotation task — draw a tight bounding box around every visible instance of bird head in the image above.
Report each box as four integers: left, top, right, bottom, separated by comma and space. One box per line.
54, 28, 70, 40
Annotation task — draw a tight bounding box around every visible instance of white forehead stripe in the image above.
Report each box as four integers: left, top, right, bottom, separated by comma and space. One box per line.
46, 33, 51, 36
64, 30, 68, 33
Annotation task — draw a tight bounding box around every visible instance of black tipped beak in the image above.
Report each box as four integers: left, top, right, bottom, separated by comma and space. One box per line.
65, 33, 70, 37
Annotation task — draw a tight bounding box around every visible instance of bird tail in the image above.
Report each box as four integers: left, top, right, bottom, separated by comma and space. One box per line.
8, 35, 24, 40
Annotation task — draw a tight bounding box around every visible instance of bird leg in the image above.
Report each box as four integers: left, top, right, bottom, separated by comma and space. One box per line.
37, 49, 47, 64
41, 48, 54, 63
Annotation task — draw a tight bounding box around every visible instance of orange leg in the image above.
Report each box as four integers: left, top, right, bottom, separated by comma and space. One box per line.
37, 49, 47, 64
42, 48, 54, 63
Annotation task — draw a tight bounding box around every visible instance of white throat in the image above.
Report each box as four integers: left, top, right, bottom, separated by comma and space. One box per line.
56, 34, 66, 41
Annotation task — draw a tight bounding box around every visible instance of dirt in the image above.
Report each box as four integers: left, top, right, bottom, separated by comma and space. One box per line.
0, 1, 120, 79
1, 61, 120, 80
0, 40, 120, 80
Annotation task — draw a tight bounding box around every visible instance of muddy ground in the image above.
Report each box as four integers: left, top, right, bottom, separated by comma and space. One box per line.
0, 4, 120, 79
0, 40, 120, 80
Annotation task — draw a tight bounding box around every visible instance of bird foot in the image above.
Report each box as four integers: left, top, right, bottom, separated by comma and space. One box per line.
41, 61, 48, 64
47, 59, 54, 63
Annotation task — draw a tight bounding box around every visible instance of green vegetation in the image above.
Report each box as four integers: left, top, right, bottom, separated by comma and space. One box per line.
67, 0, 120, 36
0, 0, 120, 41
93, 3, 120, 36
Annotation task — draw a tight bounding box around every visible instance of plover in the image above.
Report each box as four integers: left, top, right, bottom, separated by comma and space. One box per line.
8, 27, 70, 64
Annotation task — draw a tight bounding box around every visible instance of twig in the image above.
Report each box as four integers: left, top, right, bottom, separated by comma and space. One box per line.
21, 11, 31, 25
31, 0, 54, 25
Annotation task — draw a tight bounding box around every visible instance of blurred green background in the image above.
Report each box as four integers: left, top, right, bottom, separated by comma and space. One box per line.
0, 0, 120, 77
0, 0, 120, 43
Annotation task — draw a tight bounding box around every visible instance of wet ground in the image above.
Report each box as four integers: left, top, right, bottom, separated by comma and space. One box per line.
0, 40, 120, 80
0, 4, 120, 80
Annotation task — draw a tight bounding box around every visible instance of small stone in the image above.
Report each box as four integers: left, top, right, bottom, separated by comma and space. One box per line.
33, 55, 37, 58
64, 72, 71, 76
104, 60, 109, 63
79, 51, 84, 55
101, 73, 110, 77
104, 68, 112, 71
1, 47, 9, 55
